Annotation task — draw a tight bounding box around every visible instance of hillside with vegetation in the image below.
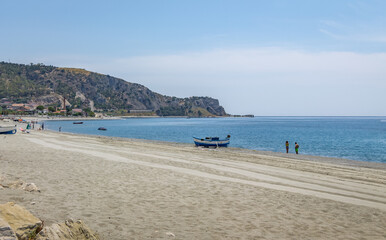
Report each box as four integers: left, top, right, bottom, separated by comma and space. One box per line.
0, 62, 227, 117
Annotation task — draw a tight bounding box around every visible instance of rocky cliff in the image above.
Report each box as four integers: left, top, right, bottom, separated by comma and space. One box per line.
0, 62, 227, 117
0, 202, 100, 240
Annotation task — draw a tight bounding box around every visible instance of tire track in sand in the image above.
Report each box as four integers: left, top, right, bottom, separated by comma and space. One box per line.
27, 135, 386, 211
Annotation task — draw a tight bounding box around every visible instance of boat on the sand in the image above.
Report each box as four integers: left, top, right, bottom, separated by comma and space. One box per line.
193, 135, 230, 147
0, 125, 17, 134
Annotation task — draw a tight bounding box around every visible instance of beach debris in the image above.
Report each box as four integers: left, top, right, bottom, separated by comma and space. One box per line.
23, 183, 39, 193
165, 231, 175, 238
0, 202, 43, 240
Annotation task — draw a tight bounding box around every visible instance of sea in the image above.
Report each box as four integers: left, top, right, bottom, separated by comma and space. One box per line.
44, 116, 386, 164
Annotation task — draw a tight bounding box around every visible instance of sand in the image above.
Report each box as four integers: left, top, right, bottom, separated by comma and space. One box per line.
0, 129, 385, 239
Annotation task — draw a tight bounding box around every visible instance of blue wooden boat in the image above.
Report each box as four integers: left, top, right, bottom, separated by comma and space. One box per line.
193, 135, 230, 147
0, 125, 17, 134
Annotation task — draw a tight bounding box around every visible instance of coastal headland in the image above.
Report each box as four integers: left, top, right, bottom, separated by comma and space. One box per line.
1, 126, 385, 239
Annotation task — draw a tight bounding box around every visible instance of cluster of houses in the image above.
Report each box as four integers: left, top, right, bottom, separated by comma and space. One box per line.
0, 98, 85, 116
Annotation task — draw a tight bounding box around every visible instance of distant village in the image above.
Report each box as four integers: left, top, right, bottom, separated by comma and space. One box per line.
0, 98, 98, 117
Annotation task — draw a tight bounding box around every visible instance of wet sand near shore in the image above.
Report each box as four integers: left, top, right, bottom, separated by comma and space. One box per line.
1, 130, 385, 239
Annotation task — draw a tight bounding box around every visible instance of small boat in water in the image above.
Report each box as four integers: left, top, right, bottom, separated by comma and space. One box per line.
0, 125, 17, 134
193, 135, 230, 147
98, 127, 107, 131
73, 121, 84, 124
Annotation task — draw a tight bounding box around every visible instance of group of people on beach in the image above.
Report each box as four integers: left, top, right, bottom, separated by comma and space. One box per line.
286, 141, 299, 154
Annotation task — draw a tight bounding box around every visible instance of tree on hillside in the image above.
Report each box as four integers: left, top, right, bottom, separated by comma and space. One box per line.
36, 105, 44, 111
83, 108, 95, 117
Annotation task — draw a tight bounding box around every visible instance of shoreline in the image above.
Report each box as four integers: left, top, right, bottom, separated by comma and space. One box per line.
49, 129, 386, 170
1, 129, 385, 239
3, 117, 386, 167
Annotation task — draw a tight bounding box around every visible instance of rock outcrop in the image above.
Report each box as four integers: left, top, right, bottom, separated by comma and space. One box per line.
0, 202, 42, 240
36, 219, 99, 240
0, 176, 40, 193
0, 203, 100, 240
0, 216, 17, 240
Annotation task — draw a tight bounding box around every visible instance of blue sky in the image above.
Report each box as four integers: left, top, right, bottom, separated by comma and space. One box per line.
1, 0, 386, 115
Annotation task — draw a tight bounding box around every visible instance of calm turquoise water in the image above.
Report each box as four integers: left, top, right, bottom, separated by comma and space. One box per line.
44, 117, 386, 163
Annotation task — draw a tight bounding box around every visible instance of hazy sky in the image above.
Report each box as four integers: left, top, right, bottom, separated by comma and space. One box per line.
1, 0, 386, 115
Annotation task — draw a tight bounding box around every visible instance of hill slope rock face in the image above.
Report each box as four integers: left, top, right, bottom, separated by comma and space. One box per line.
0, 62, 227, 116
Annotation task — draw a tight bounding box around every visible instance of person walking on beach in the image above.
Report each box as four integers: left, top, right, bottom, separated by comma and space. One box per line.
285, 141, 289, 153
295, 142, 299, 154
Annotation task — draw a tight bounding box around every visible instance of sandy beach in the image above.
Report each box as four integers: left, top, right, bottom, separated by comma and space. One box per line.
1, 129, 385, 239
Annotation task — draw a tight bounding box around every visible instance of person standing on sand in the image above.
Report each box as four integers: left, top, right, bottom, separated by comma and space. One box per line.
295, 142, 299, 154
285, 141, 289, 153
